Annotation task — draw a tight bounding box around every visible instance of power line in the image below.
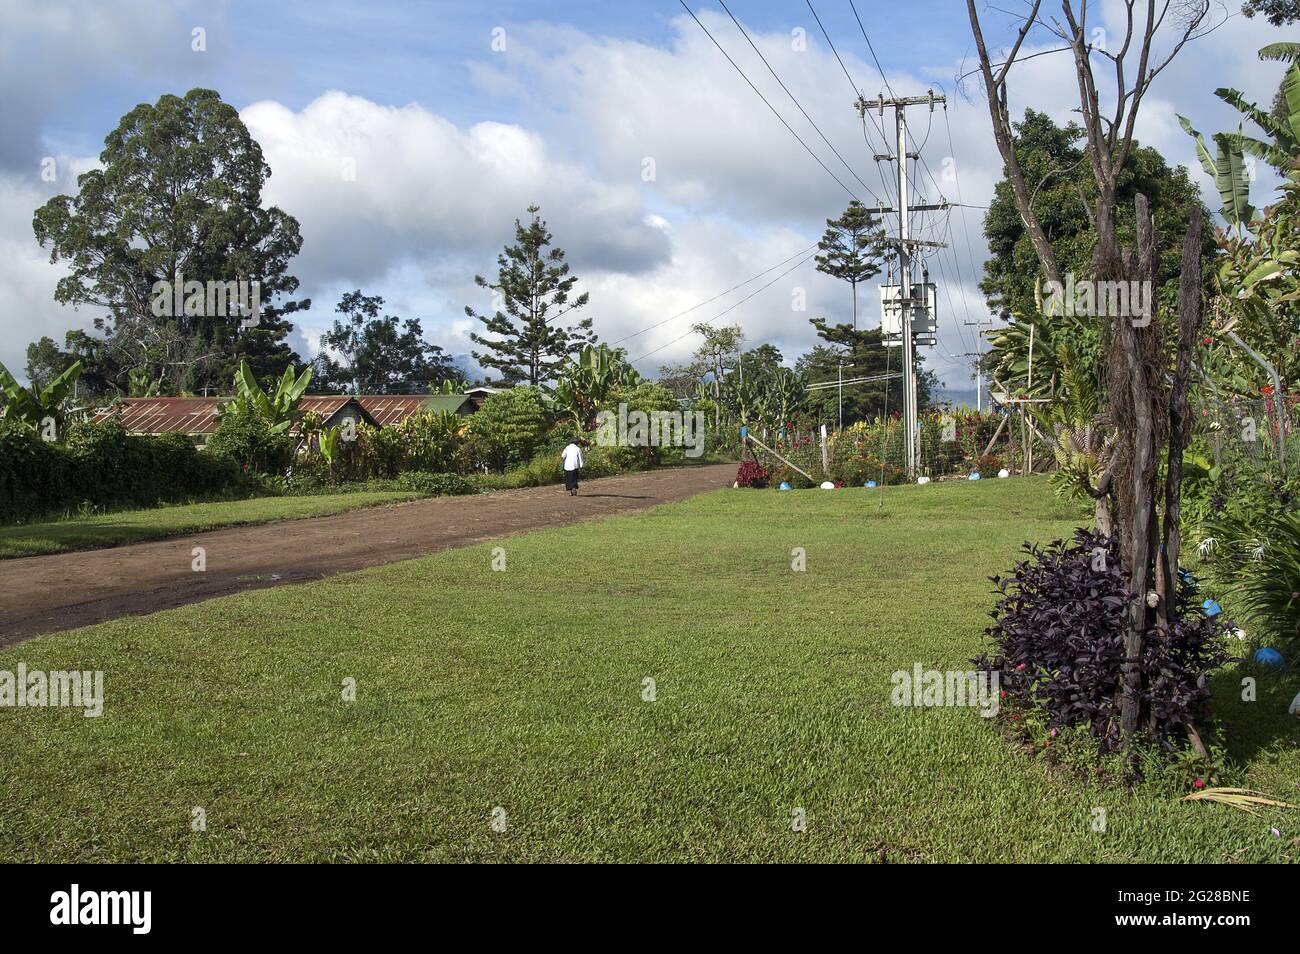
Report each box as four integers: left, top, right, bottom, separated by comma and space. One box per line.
803, 0, 895, 204
718, 0, 883, 204
629, 252, 817, 365
848, 0, 896, 99
610, 243, 818, 346
677, 0, 858, 201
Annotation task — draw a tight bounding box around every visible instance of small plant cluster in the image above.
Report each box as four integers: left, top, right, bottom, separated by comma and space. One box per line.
734, 459, 768, 488
746, 410, 1013, 487
1180, 433, 1300, 649
976, 529, 1232, 756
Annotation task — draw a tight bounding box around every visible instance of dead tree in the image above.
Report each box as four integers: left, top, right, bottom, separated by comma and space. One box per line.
966, 1, 1217, 740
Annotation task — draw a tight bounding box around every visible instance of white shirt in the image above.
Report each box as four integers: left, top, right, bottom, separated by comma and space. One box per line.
561, 443, 584, 471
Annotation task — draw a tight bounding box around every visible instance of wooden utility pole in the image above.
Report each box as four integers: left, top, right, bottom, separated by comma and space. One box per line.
856, 91, 947, 478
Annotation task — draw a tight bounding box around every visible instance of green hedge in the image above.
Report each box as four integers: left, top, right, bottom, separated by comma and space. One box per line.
0, 420, 241, 522
396, 471, 476, 496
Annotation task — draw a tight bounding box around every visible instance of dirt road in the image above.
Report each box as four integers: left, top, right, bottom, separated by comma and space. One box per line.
0, 463, 735, 643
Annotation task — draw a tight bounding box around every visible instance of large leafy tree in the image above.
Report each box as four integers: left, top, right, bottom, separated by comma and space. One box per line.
814, 199, 888, 330
32, 88, 309, 393
981, 110, 1209, 324
467, 205, 595, 386
315, 290, 461, 394
24, 337, 75, 393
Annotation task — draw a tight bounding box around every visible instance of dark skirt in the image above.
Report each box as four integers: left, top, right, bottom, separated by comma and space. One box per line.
564, 468, 580, 491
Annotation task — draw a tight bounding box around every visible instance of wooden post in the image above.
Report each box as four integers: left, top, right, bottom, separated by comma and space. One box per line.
1114, 194, 1159, 739
1156, 205, 1203, 628
980, 414, 1008, 459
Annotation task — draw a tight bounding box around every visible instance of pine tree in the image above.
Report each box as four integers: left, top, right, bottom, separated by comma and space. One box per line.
814, 200, 888, 331
467, 206, 595, 385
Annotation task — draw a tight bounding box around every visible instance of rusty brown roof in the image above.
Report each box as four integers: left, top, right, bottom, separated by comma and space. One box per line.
91, 395, 381, 436
91, 397, 225, 434
355, 395, 434, 427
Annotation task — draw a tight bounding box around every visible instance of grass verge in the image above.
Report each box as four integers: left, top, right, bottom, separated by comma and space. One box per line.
0, 491, 420, 559
0, 477, 1295, 861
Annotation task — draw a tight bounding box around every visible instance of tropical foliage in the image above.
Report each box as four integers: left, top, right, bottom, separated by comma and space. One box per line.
0, 358, 83, 430
549, 343, 640, 429
218, 359, 313, 434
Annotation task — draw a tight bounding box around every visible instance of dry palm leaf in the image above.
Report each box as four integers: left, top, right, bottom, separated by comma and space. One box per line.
1181, 787, 1297, 814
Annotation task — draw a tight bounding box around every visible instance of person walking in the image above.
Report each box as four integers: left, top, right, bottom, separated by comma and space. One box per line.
561, 438, 585, 496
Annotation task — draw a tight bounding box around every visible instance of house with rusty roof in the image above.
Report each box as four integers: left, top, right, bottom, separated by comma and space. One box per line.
89, 393, 477, 444
356, 393, 475, 425
91, 395, 378, 445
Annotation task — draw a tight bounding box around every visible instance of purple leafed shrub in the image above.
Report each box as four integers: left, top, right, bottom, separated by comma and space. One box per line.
975, 529, 1231, 754
735, 459, 768, 488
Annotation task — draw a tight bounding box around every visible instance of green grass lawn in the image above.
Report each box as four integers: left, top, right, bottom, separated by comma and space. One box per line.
0, 491, 421, 559
0, 478, 1296, 862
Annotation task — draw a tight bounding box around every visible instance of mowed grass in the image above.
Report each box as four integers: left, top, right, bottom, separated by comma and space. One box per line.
0, 478, 1296, 863
0, 491, 420, 559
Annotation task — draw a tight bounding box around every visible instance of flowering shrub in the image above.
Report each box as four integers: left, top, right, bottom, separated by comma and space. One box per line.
976, 529, 1232, 754
735, 459, 768, 488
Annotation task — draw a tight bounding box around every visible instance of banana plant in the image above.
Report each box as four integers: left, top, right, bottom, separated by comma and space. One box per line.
549, 344, 640, 427
1210, 170, 1300, 395
317, 424, 341, 468
1216, 45, 1300, 175
222, 359, 313, 433
1177, 115, 1255, 229
1178, 43, 1300, 230
0, 358, 83, 429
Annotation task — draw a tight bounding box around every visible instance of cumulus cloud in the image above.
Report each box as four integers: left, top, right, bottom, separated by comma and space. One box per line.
243, 91, 671, 287
0, 168, 97, 377
0, 3, 1288, 391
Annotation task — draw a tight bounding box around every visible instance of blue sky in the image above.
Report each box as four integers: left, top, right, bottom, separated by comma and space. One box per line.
0, 0, 1291, 395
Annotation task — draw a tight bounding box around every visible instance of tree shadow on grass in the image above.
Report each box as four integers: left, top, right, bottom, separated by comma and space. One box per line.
1207, 662, 1300, 768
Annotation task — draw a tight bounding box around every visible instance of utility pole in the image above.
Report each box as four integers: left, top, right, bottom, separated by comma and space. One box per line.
962, 316, 996, 412
712, 346, 722, 428
837, 358, 845, 432
857, 90, 947, 478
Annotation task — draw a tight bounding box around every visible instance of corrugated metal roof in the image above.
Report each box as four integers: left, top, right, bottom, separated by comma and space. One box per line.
298, 396, 355, 418
355, 395, 434, 427
89, 394, 465, 435
91, 397, 225, 434
356, 394, 474, 424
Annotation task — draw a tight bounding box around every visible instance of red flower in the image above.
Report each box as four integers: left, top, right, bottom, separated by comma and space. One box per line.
1202, 336, 1213, 346
1262, 385, 1276, 395
1193, 779, 1205, 790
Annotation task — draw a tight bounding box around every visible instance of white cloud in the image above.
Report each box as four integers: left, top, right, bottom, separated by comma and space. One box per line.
0, 4, 1289, 392
242, 91, 671, 287
0, 166, 100, 379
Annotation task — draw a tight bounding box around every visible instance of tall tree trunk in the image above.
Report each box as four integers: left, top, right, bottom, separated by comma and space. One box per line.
1105, 195, 1160, 738
1156, 205, 1204, 628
